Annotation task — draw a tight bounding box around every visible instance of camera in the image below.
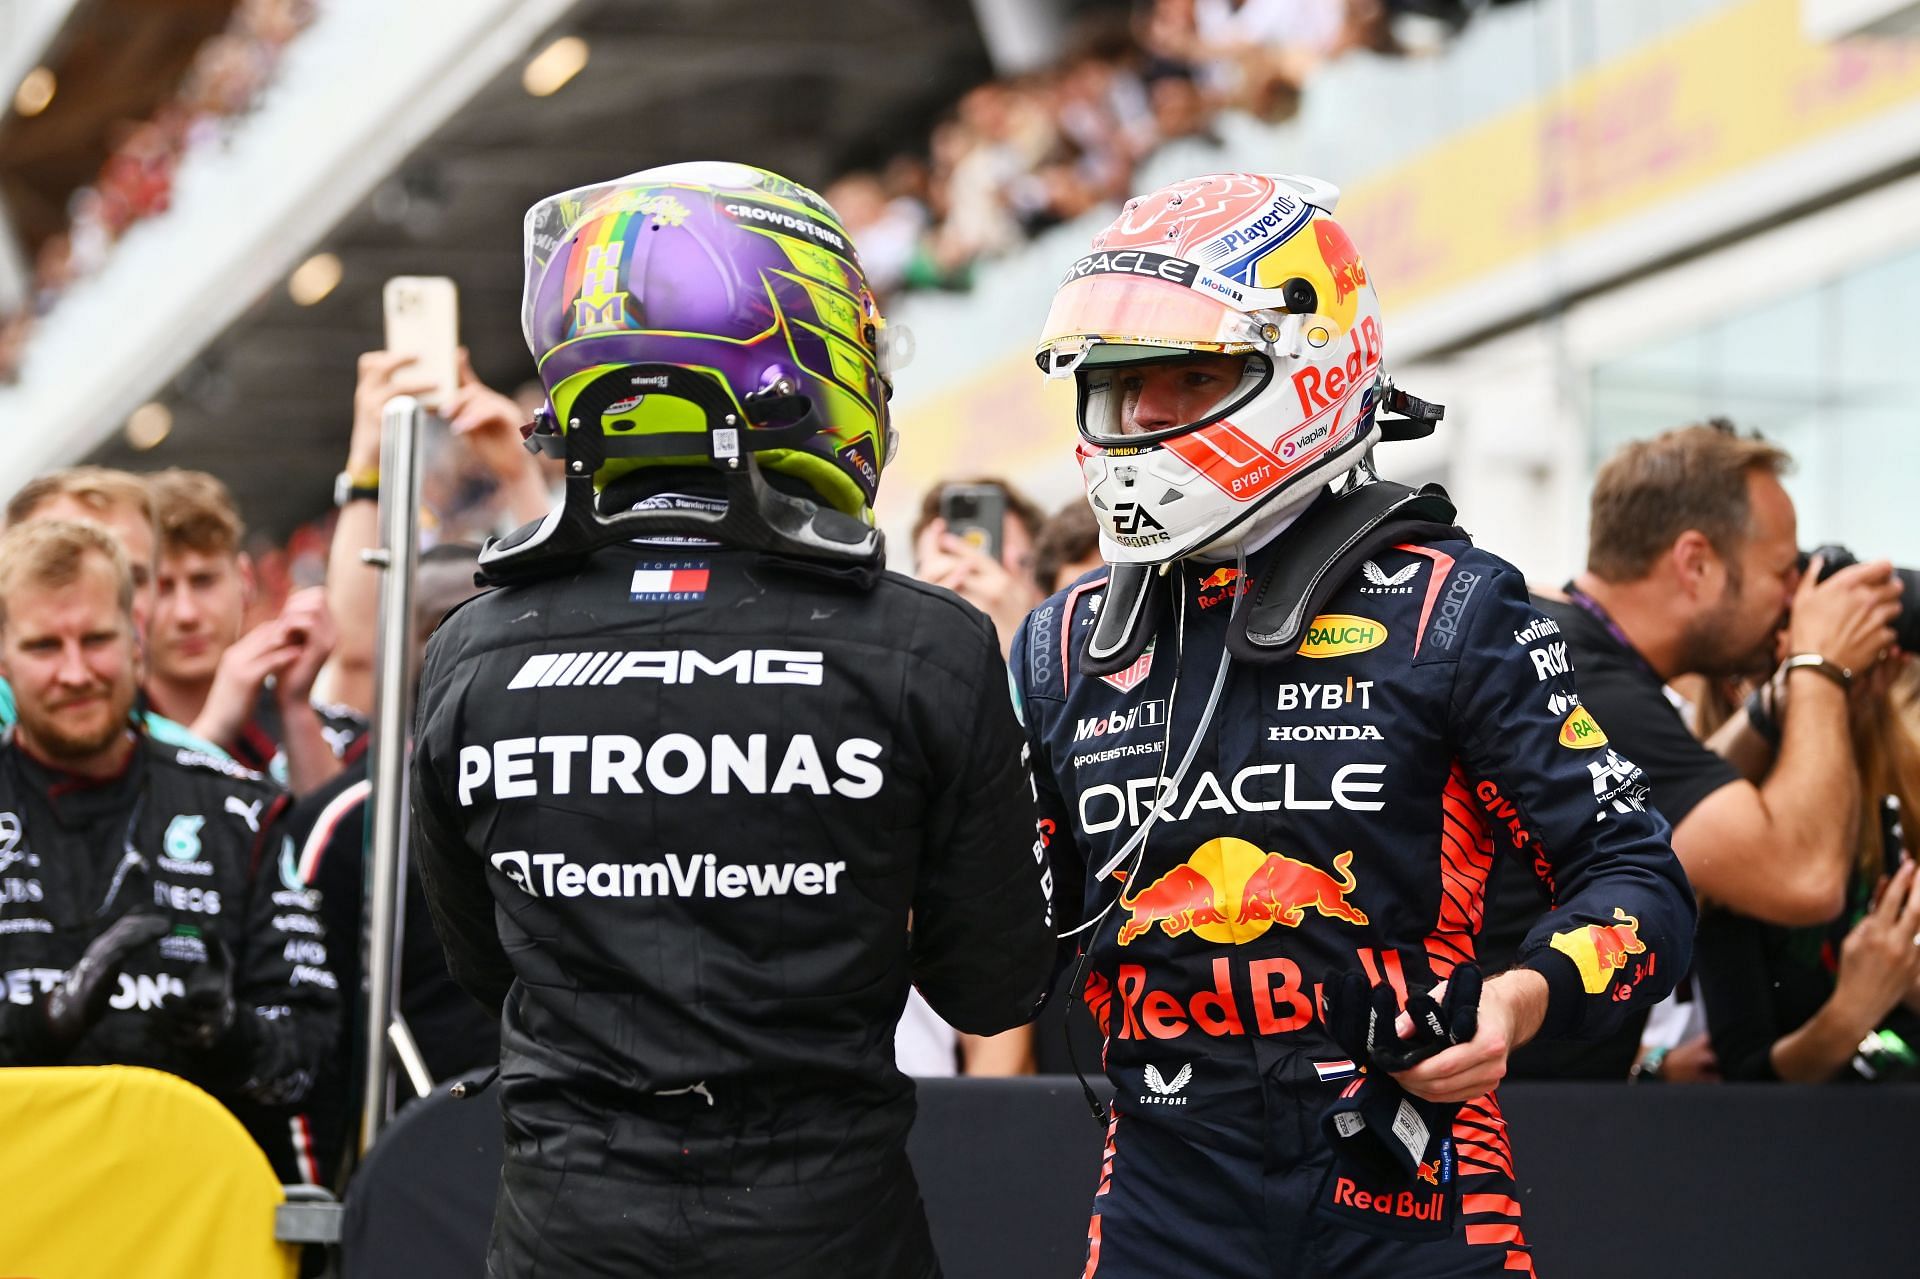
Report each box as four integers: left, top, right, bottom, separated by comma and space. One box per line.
1799, 544, 1920, 652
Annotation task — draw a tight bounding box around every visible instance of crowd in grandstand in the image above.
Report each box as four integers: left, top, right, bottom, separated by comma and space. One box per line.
0, 0, 316, 382
825, 0, 1508, 298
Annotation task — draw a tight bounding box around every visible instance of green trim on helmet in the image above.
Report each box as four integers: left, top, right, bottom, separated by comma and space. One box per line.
545, 361, 746, 490
767, 449, 872, 522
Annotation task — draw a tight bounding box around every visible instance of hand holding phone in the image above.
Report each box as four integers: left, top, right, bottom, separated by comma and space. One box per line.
382, 276, 460, 410
939, 483, 1008, 565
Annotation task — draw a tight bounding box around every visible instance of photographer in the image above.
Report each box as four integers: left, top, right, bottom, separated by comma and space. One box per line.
1484, 423, 1904, 1078
1693, 659, 1920, 1082
911, 477, 1046, 656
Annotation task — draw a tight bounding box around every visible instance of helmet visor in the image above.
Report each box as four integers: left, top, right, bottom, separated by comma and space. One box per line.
521, 162, 785, 350
1036, 273, 1268, 373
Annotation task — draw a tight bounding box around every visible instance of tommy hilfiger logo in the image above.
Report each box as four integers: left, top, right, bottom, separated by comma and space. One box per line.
631, 561, 710, 602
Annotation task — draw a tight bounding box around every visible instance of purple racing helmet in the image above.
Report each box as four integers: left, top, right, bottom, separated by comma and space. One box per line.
521, 161, 902, 519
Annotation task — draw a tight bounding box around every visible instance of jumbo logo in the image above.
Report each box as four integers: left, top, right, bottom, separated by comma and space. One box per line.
1549, 907, 1646, 994
1297, 614, 1387, 659
1116, 837, 1368, 947
1558, 706, 1608, 749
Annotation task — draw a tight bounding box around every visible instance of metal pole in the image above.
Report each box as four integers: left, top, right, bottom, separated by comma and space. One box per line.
359, 396, 424, 1152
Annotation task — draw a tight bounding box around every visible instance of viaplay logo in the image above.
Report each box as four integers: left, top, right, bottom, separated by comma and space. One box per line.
1116, 837, 1368, 946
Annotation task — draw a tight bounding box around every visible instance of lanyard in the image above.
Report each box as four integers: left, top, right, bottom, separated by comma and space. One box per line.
1563, 585, 1663, 685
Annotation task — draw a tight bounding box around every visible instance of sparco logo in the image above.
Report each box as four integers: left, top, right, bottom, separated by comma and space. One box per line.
1028, 604, 1057, 691
1074, 700, 1167, 742
492, 849, 848, 900
508, 648, 823, 690
1425, 572, 1482, 651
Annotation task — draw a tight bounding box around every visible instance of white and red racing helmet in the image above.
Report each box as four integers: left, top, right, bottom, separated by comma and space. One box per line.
1036, 173, 1386, 564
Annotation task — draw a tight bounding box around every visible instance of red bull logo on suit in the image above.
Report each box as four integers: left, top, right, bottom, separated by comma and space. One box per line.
1116, 837, 1368, 946
1548, 907, 1647, 994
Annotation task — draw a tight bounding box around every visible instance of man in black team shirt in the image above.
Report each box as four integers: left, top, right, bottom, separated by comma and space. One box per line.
1484, 423, 1903, 1078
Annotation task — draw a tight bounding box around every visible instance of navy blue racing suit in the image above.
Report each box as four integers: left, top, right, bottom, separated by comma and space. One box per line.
1011, 532, 1695, 1278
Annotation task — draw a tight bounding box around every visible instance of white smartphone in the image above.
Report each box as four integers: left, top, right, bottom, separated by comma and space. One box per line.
382, 275, 459, 409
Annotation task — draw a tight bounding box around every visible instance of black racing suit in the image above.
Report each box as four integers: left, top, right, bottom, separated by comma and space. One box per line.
0, 734, 338, 1183
411, 523, 1055, 1279
1011, 534, 1696, 1278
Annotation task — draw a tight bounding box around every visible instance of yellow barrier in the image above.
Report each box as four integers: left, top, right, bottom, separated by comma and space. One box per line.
0, 1066, 298, 1279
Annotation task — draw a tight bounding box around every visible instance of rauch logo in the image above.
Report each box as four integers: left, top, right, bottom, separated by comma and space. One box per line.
1297, 614, 1386, 659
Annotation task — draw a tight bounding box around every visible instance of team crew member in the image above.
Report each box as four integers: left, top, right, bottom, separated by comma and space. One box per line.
143, 469, 364, 794
1, 467, 223, 755
0, 520, 336, 1183
411, 162, 1053, 1279
1013, 173, 1695, 1277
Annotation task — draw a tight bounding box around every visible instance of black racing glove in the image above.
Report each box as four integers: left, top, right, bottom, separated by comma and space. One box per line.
1319, 963, 1483, 1183
157, 937, 239, 1057
2, 912, 171, 1061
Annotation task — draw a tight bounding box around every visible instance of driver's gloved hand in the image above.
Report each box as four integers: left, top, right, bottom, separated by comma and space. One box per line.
1319, 963, 1483, 1183
157, 936, 239, 1057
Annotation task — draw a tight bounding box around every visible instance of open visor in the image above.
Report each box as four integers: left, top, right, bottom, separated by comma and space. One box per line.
1036, 272, 1271, 375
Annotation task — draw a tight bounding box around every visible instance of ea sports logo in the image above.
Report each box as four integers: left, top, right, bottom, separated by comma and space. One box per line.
1111, 503, 1164, 536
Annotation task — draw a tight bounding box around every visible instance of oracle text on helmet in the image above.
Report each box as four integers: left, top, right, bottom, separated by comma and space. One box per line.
1059, 249, 1200, 290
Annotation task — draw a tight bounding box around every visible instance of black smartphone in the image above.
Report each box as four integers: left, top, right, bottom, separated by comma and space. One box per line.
940, 483, 1007, 563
